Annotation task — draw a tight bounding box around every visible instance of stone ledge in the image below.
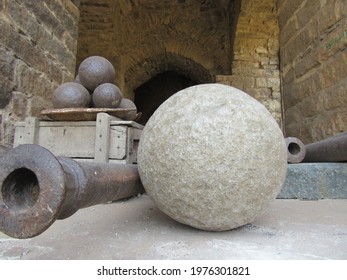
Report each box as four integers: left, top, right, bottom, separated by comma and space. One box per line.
278, 163, 347, 199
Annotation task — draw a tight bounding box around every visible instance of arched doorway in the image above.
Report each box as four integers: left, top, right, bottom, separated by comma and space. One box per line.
134, 71, 197, 125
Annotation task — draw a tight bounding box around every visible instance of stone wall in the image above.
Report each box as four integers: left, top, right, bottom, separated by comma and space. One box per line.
216, 0, 282, 128
0, 0, 80, 143
76, 0, 235, 99
277, 0, 347, 143
7, 1, 342, 144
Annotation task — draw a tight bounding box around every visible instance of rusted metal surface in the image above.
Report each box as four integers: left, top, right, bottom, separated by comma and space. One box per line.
0, 144, 144, 239
78, 56, 116, 91
92, 83, 122, 108
52, 82, 91, 109
303, 131, 347, 162
285, 137, 306, 164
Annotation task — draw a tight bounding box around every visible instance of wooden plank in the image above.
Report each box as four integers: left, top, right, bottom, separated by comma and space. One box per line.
23, 117, 39, 144
37, 121, 97, 127
125, 127, 142, 164
37, 125, 96, 158
94, 113, 112, 163
109, 126, 127, 159
12, 113, 143, 163
109, 120, 144, 129
13, 126, 26, 147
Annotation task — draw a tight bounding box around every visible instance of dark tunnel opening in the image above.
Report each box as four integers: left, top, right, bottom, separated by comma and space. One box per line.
134, 71, 197, 125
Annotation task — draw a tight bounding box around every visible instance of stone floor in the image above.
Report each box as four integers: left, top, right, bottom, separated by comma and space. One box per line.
0, 194, 346, 260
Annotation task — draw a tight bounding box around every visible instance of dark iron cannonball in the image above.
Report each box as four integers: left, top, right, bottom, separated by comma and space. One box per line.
92, 83, 122, 108
118, 98, 138, 120
53, 82, 91, 108
78, 56, 116, 91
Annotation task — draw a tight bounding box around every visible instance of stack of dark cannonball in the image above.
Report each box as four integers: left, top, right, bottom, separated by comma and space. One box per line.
52, 56, 137, 119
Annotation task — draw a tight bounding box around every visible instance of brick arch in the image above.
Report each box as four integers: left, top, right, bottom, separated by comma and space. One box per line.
123, 52, 214, 99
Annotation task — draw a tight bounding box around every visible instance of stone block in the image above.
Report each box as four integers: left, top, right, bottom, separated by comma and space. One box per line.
279, 16, 297, 47
318, 1, 345, 34
243, 76, 255, 88
293, 50, 319, 79
267, 77, 280, 91
0, 46, 16, 82
15, 62, 55, 99
279, 163, 347, 199
27, 96, 51, 117
45, 0, 79, 35
0, 74, 13, 109
262, 98, 281, 113
282, 28, 310, 64
323, 81, 347, 110
284, 106, 303, 124
22, 2, 65, 39
227, 75, 243, 89
296, 95, 324, 119
256, 77, 267, 88
11, 91, 28, 118
335, 0, 346, 19
295, 0, 321, 28
7, 1, 41, 43
138, 84, 287, 231
277, 0, 303, 29
317, 51, 347, 90
0, 20, 49, 73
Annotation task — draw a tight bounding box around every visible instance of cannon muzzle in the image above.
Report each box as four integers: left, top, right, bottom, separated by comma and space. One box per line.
0, 144, 144, 239
285, 137, 306, 163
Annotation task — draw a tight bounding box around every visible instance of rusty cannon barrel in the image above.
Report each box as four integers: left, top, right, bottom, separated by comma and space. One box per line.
303, 131, 347, 162
285, 137, 306, 163
0, 144, 144, 239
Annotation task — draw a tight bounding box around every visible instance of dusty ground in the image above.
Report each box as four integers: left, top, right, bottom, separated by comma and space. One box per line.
0, 195, 346, 260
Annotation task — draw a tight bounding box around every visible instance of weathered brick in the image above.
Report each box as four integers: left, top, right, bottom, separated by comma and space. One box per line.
323, 80, 347, 110
0, 1, 79, 143
335, 0, 347, 19
0, 46, 16, 108
27, 96, 52, 117
282, 26, 311, 63
295, 0, 321, 28
0, 19, 49, 73
277, 0, 303, 29
22, 1, 65, 40
7, 1, 41, 42
256, 77, 267, 88
0, 46, 16, 82
316, 50, 347, 90
11, 91, 28, 118
279, 16, 298, 47
45, 0, 79, 32
15, 61, 56, 99
0, 74, 13, 108
278, 0, 347, 142
293, 50, 320, 79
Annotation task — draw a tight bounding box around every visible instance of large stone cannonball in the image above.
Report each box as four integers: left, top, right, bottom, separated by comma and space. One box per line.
78, 56, 116, 91
137, 84, 287, 231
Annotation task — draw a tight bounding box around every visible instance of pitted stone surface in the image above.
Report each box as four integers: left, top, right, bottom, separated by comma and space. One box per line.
279, 163, 347, 200
138, 84, 287, 231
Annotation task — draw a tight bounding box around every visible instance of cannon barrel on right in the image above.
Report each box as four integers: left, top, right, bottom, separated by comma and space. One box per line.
303, 131, 347, 163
